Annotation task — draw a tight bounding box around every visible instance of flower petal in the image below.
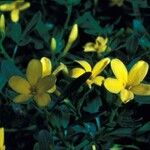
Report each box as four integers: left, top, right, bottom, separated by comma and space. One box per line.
120, 89, 134, 103
26, 59, 42, 86
76, 60, 92, 72
11, 9, 19, 22
18, 2, 30, 11
40, 57, 52, 77
36, 75, 57, 93
48, 85, 56, 93
131, 83, 150, 96
70, 68, 85, 78
0, 128, 4, 147
128, 61, 149, 86
92, 76, 104, 86
92, 57, 110, 78
13, 94, 32, 103
96, 36, 108, 45
104, 78, 124, 93
9, 76, 31, 94
111, 59, 128, 84
34, 93, 51, 107
83, 42, 96, 52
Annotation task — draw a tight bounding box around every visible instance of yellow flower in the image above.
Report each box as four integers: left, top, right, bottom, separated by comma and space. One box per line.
0, 128, 5, 150
104, 59, 150, 103
0, 0, 30, 22
0, 14, 5, 36
83, 36, 108, 54
70, 58, 110, 88
110, 0, 124, 7
9, 59, 56, 107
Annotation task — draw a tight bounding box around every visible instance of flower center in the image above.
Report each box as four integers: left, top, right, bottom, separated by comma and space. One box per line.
30, 86, 38, 95
126, 85, 132, 90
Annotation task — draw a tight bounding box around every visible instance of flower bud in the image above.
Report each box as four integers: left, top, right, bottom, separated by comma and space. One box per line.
50, 37, 57, 53
68, 24, 78, 44
0, 14, 5, 37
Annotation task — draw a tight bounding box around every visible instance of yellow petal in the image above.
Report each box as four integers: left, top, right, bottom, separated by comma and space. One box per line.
92, 57, 110, 78
14, 94, 32, 103
97, 45, 107, 53
11, 9, 20, 22
0, 3, 16, 11
70, 68, 85, 78
104, 78, 124, 93
18, 2, 30, 11
34, 93, 51, 107
131, 83, 150, 96
96, 36, 108, 44
83, 42, 96, 52
40, 57, 52, 77
111, 59, 128, 85
9, 76, 31, 94
120, 89, 134, 103
53, 62, 68, 75
36, 75, 57, 93
48, 85, 56, 93
128, 61, 149, 86
26, 59, 42, 86
76, 60, 92, 72
92, 76, 104, 86
0, 128, 4, 147
86, 79, 93, 88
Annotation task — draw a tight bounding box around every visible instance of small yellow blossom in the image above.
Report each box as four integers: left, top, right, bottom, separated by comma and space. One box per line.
110, 0, 124, 7
83, 36, 108, 54
63, 24, 78, 55
0, 0, 30, 22
9, 59, 56, 107
104, 59, 150, 103
70, 58, 110, 88
0, 14, 5, 36
0, 128, 5, 150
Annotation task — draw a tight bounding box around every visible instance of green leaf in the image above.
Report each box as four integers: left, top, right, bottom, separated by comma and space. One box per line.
38, 130, 52, 150
1, 60, 23, 80
8, 23, 22, 44
109, 128, 133, 137
126, 34, 139, 55
0, 73, 7, 91
22, 11, 42, 37
136, 122, 150, 135
83, 97, 102, 113
135, 96, 150, 104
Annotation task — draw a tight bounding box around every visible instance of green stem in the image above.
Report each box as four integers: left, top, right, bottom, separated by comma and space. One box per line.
0, 41, 12, 61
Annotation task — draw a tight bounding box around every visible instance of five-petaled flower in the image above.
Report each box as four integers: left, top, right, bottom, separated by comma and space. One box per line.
83, 36, 108, 55
9, 59, 56, 107
70, 58, 110, 88
104, 59, 150, 103
0, 128, 5, 150
0, 0, 30, 22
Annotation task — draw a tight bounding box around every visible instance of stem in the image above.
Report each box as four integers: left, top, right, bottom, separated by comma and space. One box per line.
0, 42, 12, 61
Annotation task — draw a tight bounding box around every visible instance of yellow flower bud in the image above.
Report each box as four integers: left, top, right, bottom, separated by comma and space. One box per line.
50, 37, 57, 52
68, 24, 78, 44
0, 14, 5, 36
63, 24, 78, 56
